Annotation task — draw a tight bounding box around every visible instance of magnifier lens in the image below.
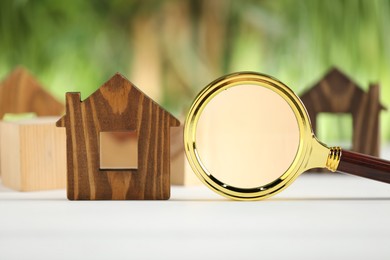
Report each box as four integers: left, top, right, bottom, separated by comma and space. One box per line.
195, 84, 300, 189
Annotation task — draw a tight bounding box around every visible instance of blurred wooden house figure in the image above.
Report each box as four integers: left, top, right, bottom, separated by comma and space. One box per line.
56, 73, 180, 200
0, 67, 66, 191
300, 67, 386, 157
0, 67, 63, 118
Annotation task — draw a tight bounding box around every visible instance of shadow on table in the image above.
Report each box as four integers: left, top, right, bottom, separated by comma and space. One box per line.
0, 197, 67, 201
269, 197, 390, 201
2, 197, 389, 202
171, 197, 390, 202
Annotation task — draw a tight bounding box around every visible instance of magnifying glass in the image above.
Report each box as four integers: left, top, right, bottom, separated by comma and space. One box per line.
184, 72, 390, 200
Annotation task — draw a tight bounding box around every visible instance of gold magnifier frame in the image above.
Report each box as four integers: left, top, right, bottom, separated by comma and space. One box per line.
184, 72, 340, 200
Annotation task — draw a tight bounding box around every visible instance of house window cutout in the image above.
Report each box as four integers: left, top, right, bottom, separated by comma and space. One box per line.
317, 113, 352, 149
99, 131, 138, 170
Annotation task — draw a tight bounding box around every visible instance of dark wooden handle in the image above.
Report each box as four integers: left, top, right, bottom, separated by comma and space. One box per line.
337, 150, 390, 184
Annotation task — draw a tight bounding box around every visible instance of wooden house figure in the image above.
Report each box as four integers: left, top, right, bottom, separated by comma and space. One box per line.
300, 67, 386, 157
0, 67, 63, 118
56, 73, 180, 200
0, 67, 65, 188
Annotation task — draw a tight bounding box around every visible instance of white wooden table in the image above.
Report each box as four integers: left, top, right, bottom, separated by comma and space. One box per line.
0, 173, 390, 260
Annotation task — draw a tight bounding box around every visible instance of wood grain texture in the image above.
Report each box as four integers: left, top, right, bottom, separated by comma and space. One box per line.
300, 67, 386, 157
56, 73, 180, 200
337, 150, 390, 184
0, 67, 64, 118
0, 117, 66, 191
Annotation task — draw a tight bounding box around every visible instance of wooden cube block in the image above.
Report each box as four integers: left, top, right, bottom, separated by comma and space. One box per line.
0, 117, 66, 191
170, 125, 201, 186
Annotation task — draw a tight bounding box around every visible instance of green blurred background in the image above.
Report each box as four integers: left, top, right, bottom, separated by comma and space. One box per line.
0, 0, 389, 143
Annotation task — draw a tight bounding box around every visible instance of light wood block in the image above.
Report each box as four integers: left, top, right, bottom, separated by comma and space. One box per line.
0, 117, 66, 191
0, 67, 64, 177
170, 125, 201, 186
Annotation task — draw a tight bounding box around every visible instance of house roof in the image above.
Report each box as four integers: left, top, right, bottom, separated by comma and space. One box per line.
0, 66, 64, 118
301, 67, 386, 110
56, 73, 180, 127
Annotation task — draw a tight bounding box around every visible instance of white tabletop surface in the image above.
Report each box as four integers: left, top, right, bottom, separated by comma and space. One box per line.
0, 173, 390, 260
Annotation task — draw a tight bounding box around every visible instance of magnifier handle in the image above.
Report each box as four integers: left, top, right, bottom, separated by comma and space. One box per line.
337, 150, 390, 184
